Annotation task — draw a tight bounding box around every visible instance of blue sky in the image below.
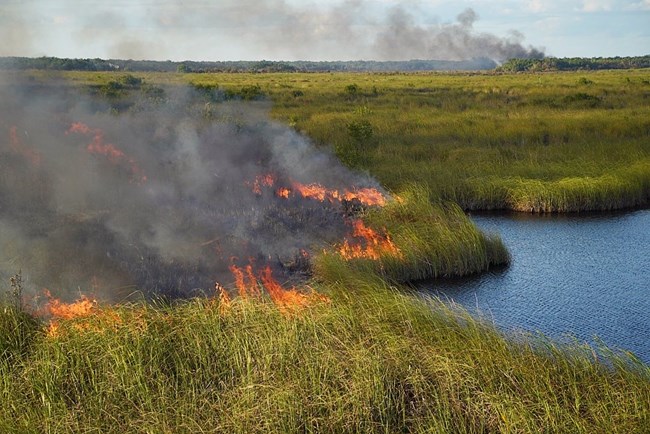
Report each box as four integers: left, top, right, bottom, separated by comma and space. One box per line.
0, 0, 648, 61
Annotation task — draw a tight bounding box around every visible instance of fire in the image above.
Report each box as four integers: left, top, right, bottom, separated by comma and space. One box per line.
250, 173, 276, 195
42, 289, 98, 338
66, 122, 147, 184
225, 263, 329, 313
342, 188, 386, 207
338, 219, 401, 260
7, 126, 42, 166
292, 182, 329, 202
41, 290, 125, 338
229, 262, 261, 298
276, 187, 291, 199
259, 266, 311, 311
43, 289, 96, 320
246, 173, 388, 207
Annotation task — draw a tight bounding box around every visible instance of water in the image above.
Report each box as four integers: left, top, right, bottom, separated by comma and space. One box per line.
422, 209, 650, 363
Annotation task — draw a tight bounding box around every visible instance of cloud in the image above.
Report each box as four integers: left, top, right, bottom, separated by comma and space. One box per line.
580, 0, 614, 12
626, 0, 650, 10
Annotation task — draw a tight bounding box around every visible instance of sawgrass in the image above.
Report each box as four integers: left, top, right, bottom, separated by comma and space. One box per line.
1, 282, 648, 433
314, 185, 509, 284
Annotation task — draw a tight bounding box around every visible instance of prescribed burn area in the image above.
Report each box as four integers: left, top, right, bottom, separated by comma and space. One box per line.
0, 80, 394, 309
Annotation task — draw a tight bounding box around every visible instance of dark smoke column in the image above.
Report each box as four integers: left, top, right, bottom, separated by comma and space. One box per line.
374, 7, 544, 63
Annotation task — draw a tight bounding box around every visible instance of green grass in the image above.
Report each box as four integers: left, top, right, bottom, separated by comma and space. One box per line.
314, 185, 509, 284
13, 68, 649, 211
1, 282, 648, 433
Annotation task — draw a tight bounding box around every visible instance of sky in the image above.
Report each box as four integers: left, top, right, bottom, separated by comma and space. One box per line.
0, 0, 648, 61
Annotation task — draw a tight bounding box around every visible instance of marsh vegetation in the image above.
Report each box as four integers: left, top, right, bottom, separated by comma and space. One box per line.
1, 68, 649, 432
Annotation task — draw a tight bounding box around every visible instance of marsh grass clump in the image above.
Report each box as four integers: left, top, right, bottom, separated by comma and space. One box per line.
314, 185, 509, 284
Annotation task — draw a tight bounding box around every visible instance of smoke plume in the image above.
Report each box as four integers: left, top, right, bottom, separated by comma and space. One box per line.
0, 76, 383, 302
0, 1, 543, 62
374, 7, 544, 61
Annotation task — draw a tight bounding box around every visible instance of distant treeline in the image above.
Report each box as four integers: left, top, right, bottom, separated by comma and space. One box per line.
1, 56, 648, 73
0, 56, 498, 72
498, 56, 650, 72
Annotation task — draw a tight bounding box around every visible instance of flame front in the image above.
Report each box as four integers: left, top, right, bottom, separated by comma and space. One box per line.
43, 289, 96, 320
42, 289, 98, 337
225, 263, 329, 313
66, 122, 147, 184
339, 219, 401, 260
246, 173, 387, 207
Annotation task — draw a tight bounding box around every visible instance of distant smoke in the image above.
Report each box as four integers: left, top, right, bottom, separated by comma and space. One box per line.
0, 1, 543, 62
0, 77, 382, 301
0, 6, 35, 56
374, 7, 544, 61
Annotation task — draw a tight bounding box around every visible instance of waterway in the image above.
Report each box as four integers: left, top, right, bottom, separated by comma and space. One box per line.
423, 209, 650, 363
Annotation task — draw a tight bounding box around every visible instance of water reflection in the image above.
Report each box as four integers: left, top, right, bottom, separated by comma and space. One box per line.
421, 209, 650, 363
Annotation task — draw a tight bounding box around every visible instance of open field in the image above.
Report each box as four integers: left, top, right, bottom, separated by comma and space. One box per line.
266, 70, 650, 212
14, 68, 649, 212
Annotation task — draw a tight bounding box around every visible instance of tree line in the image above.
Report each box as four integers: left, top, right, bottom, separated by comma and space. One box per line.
1, 55, 648, 73
497, 56, 650, 72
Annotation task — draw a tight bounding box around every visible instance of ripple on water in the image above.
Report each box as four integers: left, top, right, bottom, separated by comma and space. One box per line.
424, 209, 650, 363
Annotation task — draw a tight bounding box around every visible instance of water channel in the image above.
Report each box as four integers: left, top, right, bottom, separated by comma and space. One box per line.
423, 209, 650, 363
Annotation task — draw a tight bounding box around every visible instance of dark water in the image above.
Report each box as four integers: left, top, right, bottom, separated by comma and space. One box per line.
422, 209, 650, 363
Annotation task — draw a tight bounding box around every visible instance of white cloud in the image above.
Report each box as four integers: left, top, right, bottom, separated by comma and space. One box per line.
581, 0, 614, 11
625, 0, 650, 10
527, 0, 547, 12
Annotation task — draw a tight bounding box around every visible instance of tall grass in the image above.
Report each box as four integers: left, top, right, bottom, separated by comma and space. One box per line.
1, 283, 648, 433
20, 68, 649, 211
314, 185, 509, 284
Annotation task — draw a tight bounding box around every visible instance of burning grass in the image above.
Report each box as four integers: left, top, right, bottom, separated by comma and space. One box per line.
225, 263, 329, 314
1, 281, 648, 433
314, 185, 509, 284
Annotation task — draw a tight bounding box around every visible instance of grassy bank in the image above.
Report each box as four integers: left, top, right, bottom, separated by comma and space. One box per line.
315, 185, 509, 283
1, 281, 649, 433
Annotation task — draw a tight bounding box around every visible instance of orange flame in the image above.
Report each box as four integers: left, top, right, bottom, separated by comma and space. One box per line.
342, 188, 387, 207
339, 219, 401, 260
259, 266, 311, 311
292, 182, 387, 207
8, 126, 42, 166
216, 282, 231, 313
250, 173, 276, 195
66, 122, 147, 184
246, 174, 387, 207
276, 187, 291, 199
228, 262, 261, 298
42, 289, 98, 338
292, 182, 329, 202
226, 263, 329, 313
43, 289, 96, 320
